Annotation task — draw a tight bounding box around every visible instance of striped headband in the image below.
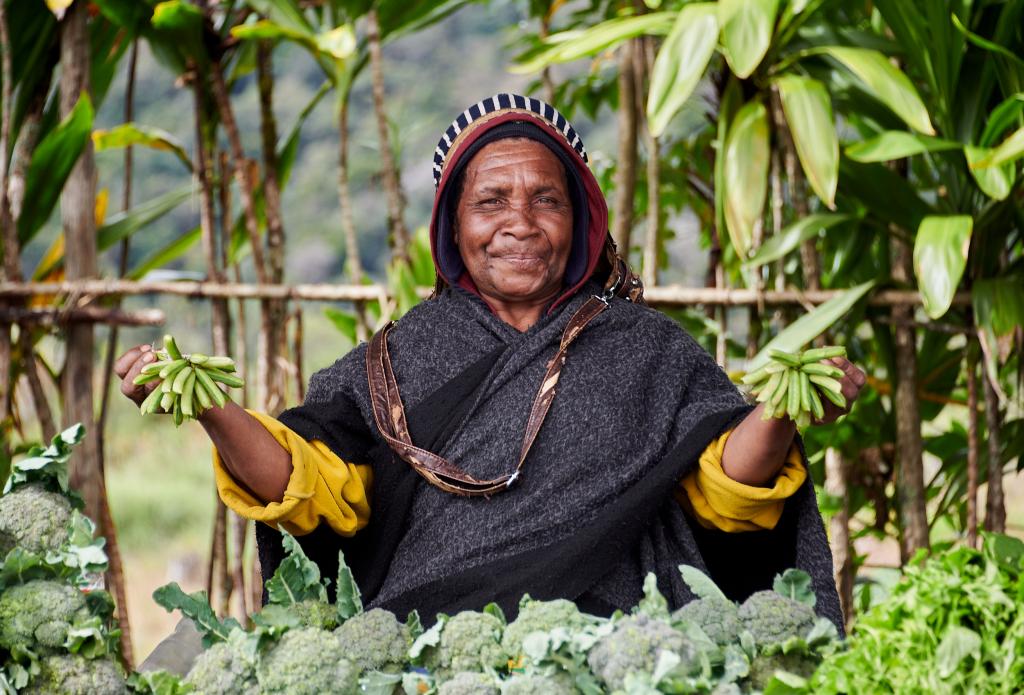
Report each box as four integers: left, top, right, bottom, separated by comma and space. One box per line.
432, 93, 589, 189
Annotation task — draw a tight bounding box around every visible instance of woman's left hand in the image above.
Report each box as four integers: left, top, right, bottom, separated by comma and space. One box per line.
812, 357, 867, 425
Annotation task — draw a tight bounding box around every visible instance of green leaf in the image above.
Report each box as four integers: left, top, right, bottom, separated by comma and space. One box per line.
152, 582, 241, 647
913, 215, 973, 319
823, 46, 935, 135
971, 126, 1024, 168
511, 13, 675, 74
972, 277, 1024, 338
745, 213, 852, 267
244, 0, 314, 35
718, 0, 779, 79
751, 281, 875, 369
723, 99, 770, 258
97, 186, 194, 255
92, 123, 192, 171
646, 3, 719, 137
776, 75, 838, 206
935, 626, 982, 678
964, 145, 1014, 200
16, 93, 94, 244
324, 307, 358, 345
335, 549, 363, 622
409, 615, 446, 661
3, 423, 84, 494
265, 531, 328, 606
678, 564, 728, 601
838, 158, 931, 233
773, 569, 816, 607
635, 572, 669, 618
360, 672, 404, 695
763, 672, 810, 694
482, 602, 507, 625
127, 226, 201, 281
151, 1, 209, 67
978, 93, 1024, 147
845, 131, 961, 162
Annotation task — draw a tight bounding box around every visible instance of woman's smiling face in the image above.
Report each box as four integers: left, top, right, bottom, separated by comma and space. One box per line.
453, 138, 574, 310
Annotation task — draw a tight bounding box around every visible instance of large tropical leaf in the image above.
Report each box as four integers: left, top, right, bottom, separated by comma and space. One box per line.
92, 123, 193, 171
718, 0, 779, 79
822, 46, 935, 135
973, 127, 1024, 169
511, 13, 675, 74
128, 226, 201, 280
776, 74, 838, 207
837, 158, 931, 233
750, 280, 876, 369
723, 100, 770, 258
964, 146, 1014, 201
845, 131, 960, 162
647, 3, 718, 137
150, 0, 209, 68
973, 277, 1024, 338
913, 215, 973, 320
744, 213, 853, 267
16, 93, 94, 245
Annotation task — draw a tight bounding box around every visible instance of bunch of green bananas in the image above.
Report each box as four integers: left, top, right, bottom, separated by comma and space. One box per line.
741, 346, 848, 430
133, 334, 244, 426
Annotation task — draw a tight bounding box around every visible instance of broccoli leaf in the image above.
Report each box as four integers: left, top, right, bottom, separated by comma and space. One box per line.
405, 609, 423, 639
50, 511, 109, 575
152, 582, 241, 647
409, 614, 447, 661
678, 564, 728, 602
335, 547, 362, 621
483, 601, 506, 625
763, 671, 810, 694
3, 424, 85, 496
634, 572, 669, 618
773, 570, 816, 608
126, 669, 194, 695
360, 671, 403, 695
65, 616, 115, 658
265, 531, 328, 607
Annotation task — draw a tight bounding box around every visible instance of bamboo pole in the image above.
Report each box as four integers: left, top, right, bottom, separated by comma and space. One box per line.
966, 344, 979, 548
983, 371, 1006, 532
0, 0, 18, 459
0, 306, 163, 326
366, 8, 410, 261
611, 38, 638, 253
0, 280, 973, 307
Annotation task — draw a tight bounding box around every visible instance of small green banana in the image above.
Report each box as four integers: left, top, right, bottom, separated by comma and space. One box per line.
173, 399, 184, 427
141, 360, 174, 376
140, 386, 163, 415
742, 365, 772, 385
756, 370, 783, 403
188, 353, 210, 365
768, 349, 803, 368
195, 368, 227, 408
807, 373, 843, 395
800, 346, 847, 363
770, 368, 791, 408
801, 363, 845, 379
180, 369, 197, 418
799, 371, 812, 414
817, 384, 848, 409
193, 374, 213, 411
133, 372, 161, 386
160, 391, 175, 413
204, 368, 244, 388
171, 365, 193, 395
787, 368, 802, 419
164, 334, 183, 361
201, 356, 236, 371
158, 359, 187, 380
809, 385, 825, 420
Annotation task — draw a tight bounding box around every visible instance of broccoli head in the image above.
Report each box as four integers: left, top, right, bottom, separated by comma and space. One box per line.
746, 651, 819, 690
501, 598, 590, 660
586, 614, 699, 691
256, 627, 359, 695
436, 671, 500, 695
22, 654, 127, 695
291, 599, 339, 630
500, 672, 575, 694
0, 579, 93, 652
671, 596, 741, 646
737, 591, 816, 647
0, 484, 73, 556
420, 611, 509, 681
334, 607, 410, 674
184, 636, 259, 695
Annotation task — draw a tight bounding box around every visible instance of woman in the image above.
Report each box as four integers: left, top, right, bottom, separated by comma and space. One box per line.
118, 94, 863, 630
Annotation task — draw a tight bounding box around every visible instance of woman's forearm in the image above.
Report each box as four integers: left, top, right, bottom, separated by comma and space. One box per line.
198, 401, 293, 503
720, 403, 796, 486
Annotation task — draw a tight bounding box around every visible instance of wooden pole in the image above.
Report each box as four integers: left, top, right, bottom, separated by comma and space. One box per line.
966, 343, 980, 547
60, 0, 103, 523
611, 38, 638, 253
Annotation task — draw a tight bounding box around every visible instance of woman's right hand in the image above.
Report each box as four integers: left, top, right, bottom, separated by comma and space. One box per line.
115, 344, 164, 410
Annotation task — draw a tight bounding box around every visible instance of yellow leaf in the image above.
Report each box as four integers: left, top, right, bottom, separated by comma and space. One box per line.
95, 188, 109, 228
44, 0, 74, 20
30, 234, 65, 307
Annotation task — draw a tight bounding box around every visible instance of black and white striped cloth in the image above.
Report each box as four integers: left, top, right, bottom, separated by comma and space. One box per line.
433, 93, 589, 189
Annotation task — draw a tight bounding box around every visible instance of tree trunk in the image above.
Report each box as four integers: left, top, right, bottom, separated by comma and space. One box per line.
60, 0, 103, 521
336, 94, 369, 341
366, 9, 410, 261
824, 448, 853, 628
639, 37, 659, 288
966, 343, 979, 547
983, 369, 1005, 532
256, 42, 286, 417
611, 39, 638, 254
0, 0, 16, 458
891, 237, 929, 558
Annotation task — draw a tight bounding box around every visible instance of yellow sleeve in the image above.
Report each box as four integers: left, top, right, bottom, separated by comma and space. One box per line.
676, 428, 806, 533
212, 409, 372, 537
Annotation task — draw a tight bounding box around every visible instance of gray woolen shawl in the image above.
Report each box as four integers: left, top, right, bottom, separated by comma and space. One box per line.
272, 281, 844, 630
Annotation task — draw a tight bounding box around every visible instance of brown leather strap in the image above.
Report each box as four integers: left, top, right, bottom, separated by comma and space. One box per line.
366, 295, 609, 497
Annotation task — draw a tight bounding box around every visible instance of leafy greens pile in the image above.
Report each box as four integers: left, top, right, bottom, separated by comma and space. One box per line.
811, 533, 1024, 694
